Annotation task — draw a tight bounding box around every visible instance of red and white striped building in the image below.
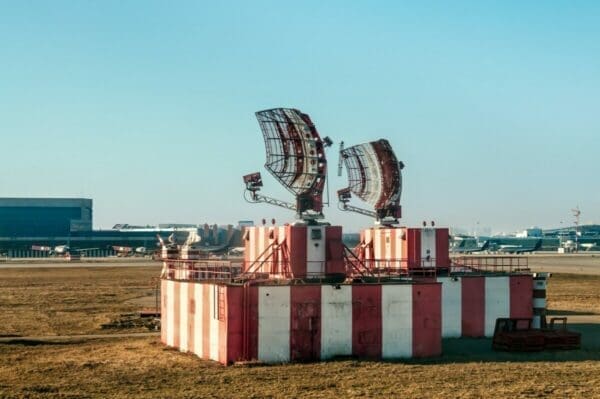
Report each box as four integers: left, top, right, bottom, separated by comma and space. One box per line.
161, 224, 539, 364
161, 279, 442, 364
242, 225, 345, 278
436, 275, 532, 337
357, 227, 450, 271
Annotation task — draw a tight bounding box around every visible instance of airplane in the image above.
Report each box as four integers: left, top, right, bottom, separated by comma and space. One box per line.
227, 247, 245, 257
495, 240, 542, 254
157, 231, 233, 257
451, 240, 490, 254
111, 246, 157, 257
581, 243, 596, 251
31, 245, 99, 257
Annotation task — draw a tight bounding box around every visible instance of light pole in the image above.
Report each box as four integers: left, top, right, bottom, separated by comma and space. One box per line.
572, 207, 581, 253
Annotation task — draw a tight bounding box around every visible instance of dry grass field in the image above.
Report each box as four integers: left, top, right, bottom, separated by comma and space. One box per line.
1, 257, 600, 398
0, 266, 160, 337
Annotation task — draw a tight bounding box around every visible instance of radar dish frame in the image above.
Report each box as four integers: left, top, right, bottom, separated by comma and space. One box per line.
338, 139, 403, 225
244, 108, 331, 221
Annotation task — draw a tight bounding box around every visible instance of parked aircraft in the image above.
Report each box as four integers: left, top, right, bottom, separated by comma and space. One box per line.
31, 245, 98, 257
451, 239, 490, 254
111, 246, 157, 257
495, 240, 542, 254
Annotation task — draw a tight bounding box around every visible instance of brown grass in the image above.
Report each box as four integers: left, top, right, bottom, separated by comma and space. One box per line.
1, 337, 599, 398
0, 266, 160, 337
1, 262, 600, 398
547, 273, 600, 315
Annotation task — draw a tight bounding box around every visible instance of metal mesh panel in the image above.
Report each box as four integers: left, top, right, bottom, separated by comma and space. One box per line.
255, 108, 327, 213
340, 139, 402, 213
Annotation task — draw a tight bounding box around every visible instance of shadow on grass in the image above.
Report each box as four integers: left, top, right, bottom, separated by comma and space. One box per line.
248, 323, 600, 367
404, 322, 600, 365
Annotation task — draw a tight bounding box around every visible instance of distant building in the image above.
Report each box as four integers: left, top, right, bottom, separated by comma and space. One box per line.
516, 227, 543, 238
0, 197, 92, 237
0, 197, 243, 257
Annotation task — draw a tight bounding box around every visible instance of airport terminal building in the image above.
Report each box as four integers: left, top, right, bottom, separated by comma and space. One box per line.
0, 198, 241, 257
0, 197, 93, 238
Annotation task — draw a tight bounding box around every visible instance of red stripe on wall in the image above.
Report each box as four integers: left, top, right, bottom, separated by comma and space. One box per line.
188, 283, 195, 354
173, 282, 180, 348
510, 275, 533, 319
248, 285, 259, 360
412, 283, 442, 357
226, 286, 244, 364
407, 228, 421, 269
161, 280, 167, 344
325, 226, 345, 275
287, 225, 307, 278
352, 285, 382, 358
290, 285, 322, 361
435, 229, 450, 268
202, 284, 210, 359
461, 276, 485, 337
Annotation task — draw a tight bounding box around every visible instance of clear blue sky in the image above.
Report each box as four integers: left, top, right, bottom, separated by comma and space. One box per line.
1, 1, 598, 233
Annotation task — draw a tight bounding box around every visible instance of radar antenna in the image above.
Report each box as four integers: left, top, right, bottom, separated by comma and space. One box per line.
337, 139, 404, 226
243, 108, 332, 221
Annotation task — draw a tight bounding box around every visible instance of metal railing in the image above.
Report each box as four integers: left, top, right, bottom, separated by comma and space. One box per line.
451, 256, 529, 274
160, 255, 531, 283
347, 258, 441, 280
238, 261, 345, 282
161, 259, 242, 282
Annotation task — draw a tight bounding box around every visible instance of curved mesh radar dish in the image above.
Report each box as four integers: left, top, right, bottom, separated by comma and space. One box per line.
339, 139, 403, 222
255, 108, 327, 216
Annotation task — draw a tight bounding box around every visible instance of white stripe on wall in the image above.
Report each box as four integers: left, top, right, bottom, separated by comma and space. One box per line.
258, 227, 265, 270
374, 230, 383, 262
179, 283, 189, 352
248, 228, 256, 266
320, 285, 353, 359
194, 284, 204, 358
421, 228, 436, 267
382, 284, 412, 358
484, 277, 510, 337
258, 286, 291, 363
384, 229, 392, 261
209, 284, 220, 362
437, 277, 462, 337
166, 280, 175, 347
